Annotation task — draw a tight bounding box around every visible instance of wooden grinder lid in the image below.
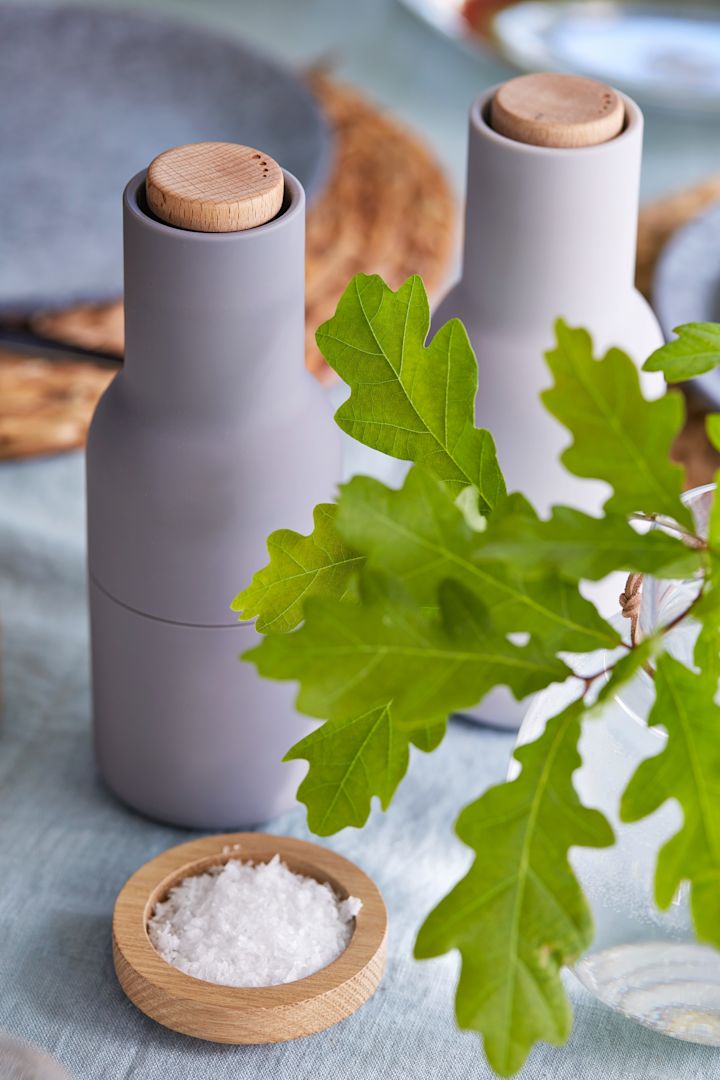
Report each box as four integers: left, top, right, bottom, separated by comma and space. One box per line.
490, 73, 625, 149
146, 142, 284, 232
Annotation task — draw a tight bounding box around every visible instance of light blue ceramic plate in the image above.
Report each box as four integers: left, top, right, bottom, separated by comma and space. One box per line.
0, 5, 332, 316
653, 201, 720, 405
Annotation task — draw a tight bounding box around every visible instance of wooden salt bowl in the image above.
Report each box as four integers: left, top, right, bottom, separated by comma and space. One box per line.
113, 832, 387, 1044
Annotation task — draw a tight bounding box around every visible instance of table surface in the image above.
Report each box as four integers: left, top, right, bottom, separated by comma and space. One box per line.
2, 2, 720, 1077
3, 452, 719, 1079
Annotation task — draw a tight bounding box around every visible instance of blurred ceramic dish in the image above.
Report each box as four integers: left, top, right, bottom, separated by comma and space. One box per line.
0, 1034, 71, 1079
653, 200, 720, 405
400, 0, 720, 112
491, 2, 720, 112
397, 0, 507, 52
0, 5, 331, 316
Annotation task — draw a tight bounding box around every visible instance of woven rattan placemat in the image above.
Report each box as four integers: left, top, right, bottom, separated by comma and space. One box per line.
0, 354, 115, 459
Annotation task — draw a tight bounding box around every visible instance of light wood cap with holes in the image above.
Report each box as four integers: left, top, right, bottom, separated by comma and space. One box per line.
145, 142, 284, 233
490, 73, 624, 149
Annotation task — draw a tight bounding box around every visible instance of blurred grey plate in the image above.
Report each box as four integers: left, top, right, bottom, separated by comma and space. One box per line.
654, 201, 720, 404
0, 4, 332, 316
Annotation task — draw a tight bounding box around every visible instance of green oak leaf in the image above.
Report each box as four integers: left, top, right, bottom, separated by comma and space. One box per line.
231, 504, 363, 633
708, 489, 720, 558
316, 273, 506, 510
477, 504, 702, 582
620, 654, 720, 946
692, 460, 720, 620
409, 719, 447, 753
284, 706, 446, 835
693, 614, 720, 690
690, 474, 720, 683
336, 467, 620, 653
542, 320, 692, 529
706, 414, 720, 455
644, 323, 720, 382
415, 698, 613, 1077
455, 485, 488, 532
244, 579, 570, 729
706, 423, 720, 560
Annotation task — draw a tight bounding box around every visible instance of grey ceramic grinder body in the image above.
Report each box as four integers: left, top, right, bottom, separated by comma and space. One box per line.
436, 86, 665, 729
86, 170, 339, 828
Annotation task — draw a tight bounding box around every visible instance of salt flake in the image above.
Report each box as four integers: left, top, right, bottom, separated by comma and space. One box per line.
148, 855, 362, 988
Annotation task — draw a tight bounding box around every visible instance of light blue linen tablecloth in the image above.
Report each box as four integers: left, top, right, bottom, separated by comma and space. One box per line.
1, 451, 718, 1080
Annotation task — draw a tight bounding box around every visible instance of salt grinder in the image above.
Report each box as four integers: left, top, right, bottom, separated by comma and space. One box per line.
436, 74, 665, 727
86, 143, 340, 828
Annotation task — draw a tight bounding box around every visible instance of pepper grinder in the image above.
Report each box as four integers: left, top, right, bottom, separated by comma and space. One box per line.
87, 143, 340, 828
435, 74, 665, 728
437, 73, 663, 510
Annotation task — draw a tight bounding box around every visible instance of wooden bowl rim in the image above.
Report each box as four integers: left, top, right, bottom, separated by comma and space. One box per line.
113, 832, 387, 1012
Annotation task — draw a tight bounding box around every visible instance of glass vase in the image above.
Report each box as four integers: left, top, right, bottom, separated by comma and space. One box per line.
515, 484, 720, 1044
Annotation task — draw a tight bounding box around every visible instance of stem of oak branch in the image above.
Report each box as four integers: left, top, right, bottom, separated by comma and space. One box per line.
630, 511, 707, 549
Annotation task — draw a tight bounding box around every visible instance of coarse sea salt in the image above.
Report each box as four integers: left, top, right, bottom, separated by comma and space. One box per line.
148, 855, 362, 988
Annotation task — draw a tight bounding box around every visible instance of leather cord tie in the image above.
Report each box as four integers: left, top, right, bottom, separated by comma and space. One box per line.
620, 572, 643, 646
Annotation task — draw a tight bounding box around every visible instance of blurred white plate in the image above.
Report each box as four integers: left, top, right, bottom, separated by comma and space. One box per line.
399, 0, 720, 112
492, 2, 720, 112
